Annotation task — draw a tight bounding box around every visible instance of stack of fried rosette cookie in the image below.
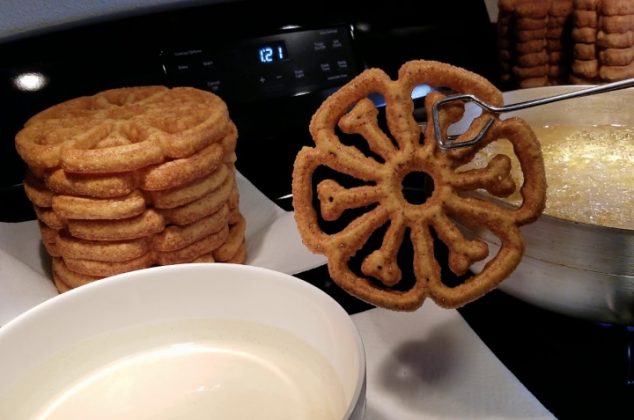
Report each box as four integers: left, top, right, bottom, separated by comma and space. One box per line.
497, 0, 634, 86
292, 60, 547, 311
498, 0, 574, 88
15, 86, 246, 293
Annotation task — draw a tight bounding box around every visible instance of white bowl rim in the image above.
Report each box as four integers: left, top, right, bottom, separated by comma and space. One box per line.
0, 263, 367, 419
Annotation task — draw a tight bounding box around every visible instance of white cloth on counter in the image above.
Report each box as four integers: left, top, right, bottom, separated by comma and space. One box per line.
0, 171, 553, 418
354, 306, 554, 419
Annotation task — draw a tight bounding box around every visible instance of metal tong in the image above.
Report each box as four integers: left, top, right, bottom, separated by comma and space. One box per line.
432, 78, 634, 150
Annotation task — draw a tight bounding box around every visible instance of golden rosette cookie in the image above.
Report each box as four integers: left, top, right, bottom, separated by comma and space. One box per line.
14, 85, 247, 293
292, 60, 547, 311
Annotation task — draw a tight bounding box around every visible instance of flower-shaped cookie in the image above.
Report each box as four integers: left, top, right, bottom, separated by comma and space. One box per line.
15, 86, 231, 172
292, 60, 547, 310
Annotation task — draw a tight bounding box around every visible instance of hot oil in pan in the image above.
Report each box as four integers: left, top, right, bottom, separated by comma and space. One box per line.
459, 123, 634, 230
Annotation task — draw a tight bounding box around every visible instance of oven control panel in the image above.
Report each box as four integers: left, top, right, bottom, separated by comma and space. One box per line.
162, 25, 358, 103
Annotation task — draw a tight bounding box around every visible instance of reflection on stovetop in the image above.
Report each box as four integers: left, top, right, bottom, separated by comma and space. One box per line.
296, 263, 634, 419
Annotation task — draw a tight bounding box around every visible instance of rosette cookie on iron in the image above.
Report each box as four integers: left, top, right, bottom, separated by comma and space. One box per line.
292, 60, 547, 311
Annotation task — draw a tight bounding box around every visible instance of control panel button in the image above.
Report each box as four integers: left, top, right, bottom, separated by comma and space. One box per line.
205, 80, 221, 92
327, 74, 348, 81
201, 59, 215, 69
172, 49, 203, 58
175, 63, 192, 72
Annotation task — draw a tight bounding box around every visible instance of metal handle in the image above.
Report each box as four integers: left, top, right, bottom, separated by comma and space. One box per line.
433, 78, 634, 150
487, 78, 634, 114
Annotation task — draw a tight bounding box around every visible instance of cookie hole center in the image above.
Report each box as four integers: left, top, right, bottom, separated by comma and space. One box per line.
401, 171, 434, 205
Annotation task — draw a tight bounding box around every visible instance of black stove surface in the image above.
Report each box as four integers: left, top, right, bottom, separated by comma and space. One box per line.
459, 289, 634, 419
2, 1, 633, 418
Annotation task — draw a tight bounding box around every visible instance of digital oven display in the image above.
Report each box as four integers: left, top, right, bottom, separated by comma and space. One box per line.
164, 26, 356, 103
257, 41, 288, 64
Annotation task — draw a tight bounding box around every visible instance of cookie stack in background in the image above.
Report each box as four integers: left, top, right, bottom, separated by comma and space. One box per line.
15, 86, 246, 293
498, 0, 574, 88
497, 0, 634, 87
596, 0, 634, 81
571, 0, 600, 82
548, 0, 576, 83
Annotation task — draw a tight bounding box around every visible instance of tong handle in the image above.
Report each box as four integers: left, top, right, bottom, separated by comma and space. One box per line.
487, 77, 634, 114
433, 78, 634, 150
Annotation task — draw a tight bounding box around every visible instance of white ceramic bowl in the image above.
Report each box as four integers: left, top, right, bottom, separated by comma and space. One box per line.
0, 263, 366, 420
